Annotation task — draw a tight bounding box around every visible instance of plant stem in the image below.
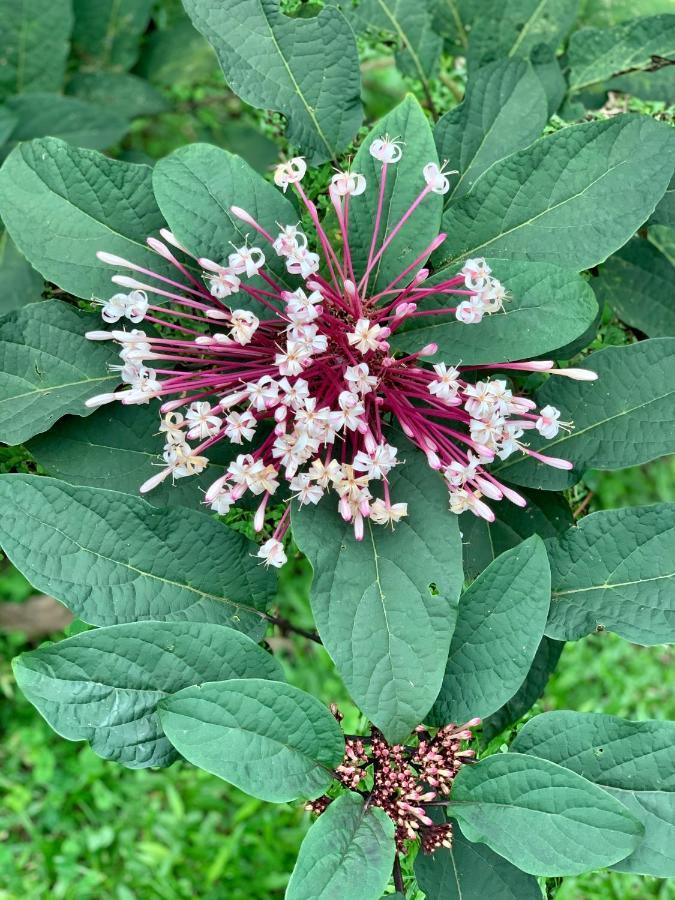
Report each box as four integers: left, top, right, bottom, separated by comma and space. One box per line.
393, 854, 405, 893
260, 611, 322, 644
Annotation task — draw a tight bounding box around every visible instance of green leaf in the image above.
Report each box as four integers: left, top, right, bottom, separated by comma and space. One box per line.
135, 16, 218, 87
335, 96, 443, 296
429, 536, 550, 724
482, 636, 564, 741
152, 143, 297, 299
450, 752, 643, 875
435, 59, 548, 203
27, 404, 241, 512
393, 259, 598, 364
607, 66, 675, 103
461, 489, 572, 581
1, 93, 130, 155
545, 503, 675, 645
13, 621, 282, 769
292, 444, 463, 744
0, 475, 275, 634
0, 0, 73, 100
467, 0, 579, 71
414, 825, 543, 899
66, 72, 169, 118
0, 107, 17, 144
287, 792, 395, 900
0, 231, 43, 317
494, 339, 675, 490
512, 711, 675, 877
430, 0, 474, 54
568, 15, 675, 92
0, 302, 118, 444
530, 43, 566, 116
158, 679, 344, 801
650, 174, 675, 228
579, 0, 673, 28
181, 0, 363, 164
434, 115, 675, 273
72, 0, 153, 71
0, 137, 172, 300
352, 0, 442, 92
649, 224, 675, 267
593, 237, 675, 337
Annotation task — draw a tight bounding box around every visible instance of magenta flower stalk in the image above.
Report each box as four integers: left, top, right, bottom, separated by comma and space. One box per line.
86, 139, 596, 567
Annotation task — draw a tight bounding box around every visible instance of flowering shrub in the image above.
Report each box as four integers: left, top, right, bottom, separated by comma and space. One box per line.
0, 1, 674, 898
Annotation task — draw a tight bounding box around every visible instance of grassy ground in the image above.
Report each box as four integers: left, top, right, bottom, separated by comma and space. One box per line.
1, 461, 674, 899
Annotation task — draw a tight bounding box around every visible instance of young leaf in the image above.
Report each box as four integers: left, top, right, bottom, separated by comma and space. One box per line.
13, 621, 282, 769
0, 137, 172, 299
494, 339, 675, 490
27, 404, 241, 512
158, 679, 344, 802
435, 59, 548, 202
467, 0, 578, 71
414, 825, 542, 899
450, 753, 643, 875
481, 637, 564, 741
0, 302, 118, 444
434, 115, 675, 273
461, 489, 572, 581
512, 711, 675, 877
181, 0, 363, 164
287, 793, 395, 900
593, 237, 675, 337
568, 14, 675, 93
0, 0, 73, 100
429, 536, 551, 724
1, 93, 130, 155
72, 0, 153, 72
351, 0, 443, 94
0, 231, 44, 317
338, 96, 443, 294
546, 503, 675, 645
292, 444, 463, 744
152, 143, 296, 294
393, 259, 598, 364
0, 475, 275, 635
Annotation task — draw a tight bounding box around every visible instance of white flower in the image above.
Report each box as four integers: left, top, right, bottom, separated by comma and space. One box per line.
273, 224, 307, 257
463, 381, 497, 419
247, 376, 279, 412
536, 405, 562, 439
334, 391, 365, 432
200, 260, 241, 299
229, 309, 259, 345
290, 472, 324, 505
330, 171, 366, 197
285, 246, 320, 278
344, 363, 378, 396
228, 245, 265, 278
428, 363, 461, 403
369, 498, 408, 525
353, 442, 398, 479
209, 487, 234, 515
455, 296, 485, 324
257, 537, 287, 568
423, 162, 457, 195
277, 376, 310, 409
96, 291, 147, 324
462, 258, 492, 291
273, 157, 306, 192
308, 458, 341, 488
347, 318, 386, 354
185, 402, 223, 440
275, 340, 312, 377
125, 290, 149, 323
225, 410, 257, 444
479, 278, 507, 313
370, 135, 403, 164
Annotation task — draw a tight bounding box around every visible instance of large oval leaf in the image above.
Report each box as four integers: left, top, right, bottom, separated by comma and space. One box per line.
159, 679, 344, 801
287, 792, 395, 900
545, 504, 675, 645
0, 475, 275, 634
0, 137, 171, 299
181, 0, 362, 164
434, 115, 675, 272
340, 96, 443, 295
513, 711, 675, 877
13, 621, 282, 769
414, 825, 542, 900
450, 753, 643, 875
0, 301, 117, 444
0, 0, 73, 99
494, 339, 675, 490
435, 59, 548, 203
429, 536, 550, 724
292, 445, 463, 744
393, 259, 598, 364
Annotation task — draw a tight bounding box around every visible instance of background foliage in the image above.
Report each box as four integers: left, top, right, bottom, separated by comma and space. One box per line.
0, 0, 674, 897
